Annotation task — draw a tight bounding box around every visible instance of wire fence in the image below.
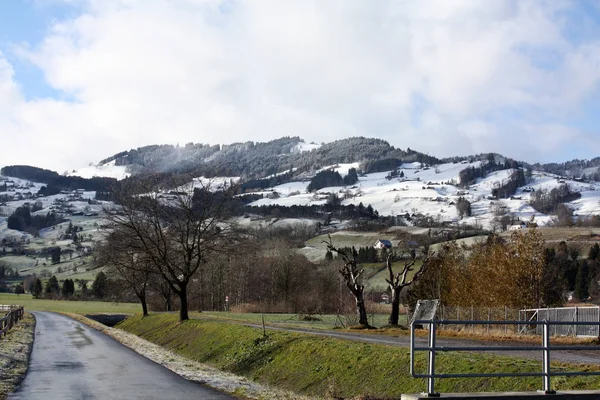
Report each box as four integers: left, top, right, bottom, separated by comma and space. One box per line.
521, 306, 600, 337
407, 304, 600, 337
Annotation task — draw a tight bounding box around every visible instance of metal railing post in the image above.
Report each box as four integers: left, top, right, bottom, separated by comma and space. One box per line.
575, 307, 578, 338
426, 321, 440, 397
541, 320, 555, 394
410, 321, 415, 377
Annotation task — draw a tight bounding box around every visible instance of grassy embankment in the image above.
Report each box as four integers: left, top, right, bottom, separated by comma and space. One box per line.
119, 313, 600, 399
0, 313, 35, 399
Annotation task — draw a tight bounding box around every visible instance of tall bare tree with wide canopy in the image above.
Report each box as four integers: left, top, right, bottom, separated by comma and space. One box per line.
106, 181, 236, 321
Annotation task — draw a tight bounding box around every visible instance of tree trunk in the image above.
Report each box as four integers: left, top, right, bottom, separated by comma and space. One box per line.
355, 292, 369, 327
140, 295, 148, 317
165, 296, 172, 312
388, 287, 401, 326
179, 284, 189, 321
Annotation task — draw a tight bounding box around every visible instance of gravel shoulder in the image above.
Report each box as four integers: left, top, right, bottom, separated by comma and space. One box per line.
0, 313, 35, 400
65, 313, 314, 400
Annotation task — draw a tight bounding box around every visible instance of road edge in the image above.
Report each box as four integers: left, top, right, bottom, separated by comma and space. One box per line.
61, 312, 315, 400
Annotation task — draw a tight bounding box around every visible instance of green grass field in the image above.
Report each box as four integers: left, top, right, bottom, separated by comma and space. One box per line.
0, 293, 141, 314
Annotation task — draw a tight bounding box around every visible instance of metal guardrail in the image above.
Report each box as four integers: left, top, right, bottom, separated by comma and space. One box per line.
0, 305, 24, 338
410, 319, 600, 397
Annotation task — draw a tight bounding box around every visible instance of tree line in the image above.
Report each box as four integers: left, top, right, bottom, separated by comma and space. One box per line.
7, 205, 65, 236
307, 168, 358, 192
24, 272, 106, 300
530, 184, 582, 214
1, 165, 116, 192
406, 229, 600, 310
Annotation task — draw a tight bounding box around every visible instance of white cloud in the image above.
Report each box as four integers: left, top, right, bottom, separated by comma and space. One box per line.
1, 0, 600, 172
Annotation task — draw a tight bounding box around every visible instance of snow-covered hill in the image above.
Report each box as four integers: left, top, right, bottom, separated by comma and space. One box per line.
3, 158, 600, 234
244, 161, 600, 230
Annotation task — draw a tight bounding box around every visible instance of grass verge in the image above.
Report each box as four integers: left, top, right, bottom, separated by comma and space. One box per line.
0, 313, 35, 399
118, 313, 600, 399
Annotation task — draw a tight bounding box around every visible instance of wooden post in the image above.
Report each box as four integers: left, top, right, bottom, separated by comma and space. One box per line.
261, 314, 266, 337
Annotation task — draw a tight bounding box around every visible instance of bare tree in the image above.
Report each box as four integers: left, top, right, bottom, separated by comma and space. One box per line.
385, 252, 433, 326
324, 238, 370, 327
106, 181, 237, 321
97, 231, 153, 316
150, 273, 174, 311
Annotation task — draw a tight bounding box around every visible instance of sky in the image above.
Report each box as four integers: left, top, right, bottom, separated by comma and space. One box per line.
1, 0, 600, 173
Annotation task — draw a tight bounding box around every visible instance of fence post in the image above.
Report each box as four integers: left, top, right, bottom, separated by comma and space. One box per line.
541, 320, 555, 394
505, 306, 508, 335
471, 306, 474, 333
574, 307, 578, 338
426, 321, 440, 397
457, 307, 460, 332
487, 308, 490, 335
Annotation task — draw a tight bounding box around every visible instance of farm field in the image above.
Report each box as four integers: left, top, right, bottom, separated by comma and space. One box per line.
363, 259, 423, 291
2, 253, 101, 282
498, 227, 600, 256
0, 293, 141, 314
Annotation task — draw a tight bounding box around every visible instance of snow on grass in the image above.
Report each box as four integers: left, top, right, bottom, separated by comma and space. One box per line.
246, 160, 600, 229
291, 141, 321, 153
571, 191, 600, 216
67, 160, 130, 180
265, 168, 298, 179
270, 181, 308, 195
174, 176, 240, 193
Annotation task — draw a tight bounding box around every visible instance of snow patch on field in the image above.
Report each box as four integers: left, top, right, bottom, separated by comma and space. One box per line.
246, 160, 600, 230
67, 160, 130, 180
291, 141, 321, 153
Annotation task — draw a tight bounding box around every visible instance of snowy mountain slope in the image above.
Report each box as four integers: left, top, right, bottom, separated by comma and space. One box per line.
66, 160, 130, 180
245, 161, 600, 229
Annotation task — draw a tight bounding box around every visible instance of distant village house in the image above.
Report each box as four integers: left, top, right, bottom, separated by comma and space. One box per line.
374, 239, 392, 249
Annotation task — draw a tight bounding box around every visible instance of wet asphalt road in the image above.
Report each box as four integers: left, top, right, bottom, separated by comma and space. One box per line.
9, 312, 235, 400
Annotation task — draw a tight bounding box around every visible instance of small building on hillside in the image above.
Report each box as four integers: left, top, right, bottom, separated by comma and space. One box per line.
509, 221, 528, 230
374, 239, 392, 249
